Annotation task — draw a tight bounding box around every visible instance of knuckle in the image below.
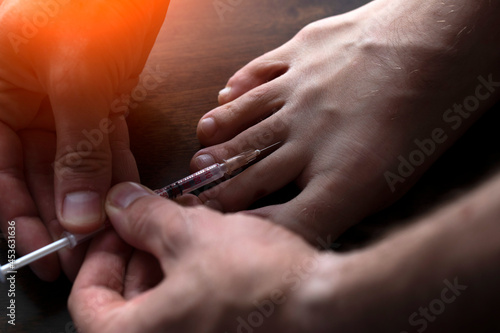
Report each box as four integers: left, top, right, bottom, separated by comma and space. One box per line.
53, 149, 110, 181
295, 21, 319, 42
222, 101, 242, 121
247, 86, 276, 106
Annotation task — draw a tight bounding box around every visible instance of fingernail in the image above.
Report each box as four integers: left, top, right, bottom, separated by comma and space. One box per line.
63, 191, 103, 227
200, 117, 217, 138
219, 86, 231, 98
108, 182, 153, 209
195, 154, 216, 169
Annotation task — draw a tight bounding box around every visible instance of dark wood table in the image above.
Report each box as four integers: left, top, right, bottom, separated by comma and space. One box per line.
1, 0, 499, 331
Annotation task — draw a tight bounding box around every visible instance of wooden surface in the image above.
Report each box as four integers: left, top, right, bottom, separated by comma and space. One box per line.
128, 0, 368, 188
1, 0, 500, 331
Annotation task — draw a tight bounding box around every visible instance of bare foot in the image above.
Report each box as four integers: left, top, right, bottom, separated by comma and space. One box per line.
191, 0, 500, 242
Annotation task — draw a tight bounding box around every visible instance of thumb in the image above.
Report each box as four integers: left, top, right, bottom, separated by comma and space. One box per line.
52, 90, 114, 234
105, 182, 192, 262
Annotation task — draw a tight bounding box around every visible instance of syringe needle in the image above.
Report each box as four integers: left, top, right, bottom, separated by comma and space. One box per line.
259, 141, 281, 154
222, 141, 281, 174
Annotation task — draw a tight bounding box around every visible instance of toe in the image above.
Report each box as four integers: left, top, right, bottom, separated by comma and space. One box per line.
192, 110, 290, 172
197, 80, 287, 146
218, 50, 290, 105
193, 141, 305, 213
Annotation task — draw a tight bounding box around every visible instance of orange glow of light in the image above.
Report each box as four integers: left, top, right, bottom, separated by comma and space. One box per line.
2, 0, 171, 62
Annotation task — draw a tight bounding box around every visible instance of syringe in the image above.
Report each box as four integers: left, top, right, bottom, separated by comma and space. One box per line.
0, 142, 280, 282
154, 142, 280, 198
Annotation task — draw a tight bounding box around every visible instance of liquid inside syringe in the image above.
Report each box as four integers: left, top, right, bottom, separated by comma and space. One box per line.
0, 142, 280, 282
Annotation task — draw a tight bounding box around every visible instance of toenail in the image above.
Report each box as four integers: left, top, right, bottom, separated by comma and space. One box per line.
200, 117, 217, 138
219, 86, 231, 98
195, 154, 216, 169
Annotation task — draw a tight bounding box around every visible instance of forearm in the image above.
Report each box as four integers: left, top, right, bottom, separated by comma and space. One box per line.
292, 172, 500, 332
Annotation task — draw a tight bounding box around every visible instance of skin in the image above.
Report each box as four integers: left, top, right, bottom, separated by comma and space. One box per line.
70, 1, 500, 330
70, 174, 500, 332
0, 0, 169, 280
1, 0, 498, 330
191, 0, 500, 243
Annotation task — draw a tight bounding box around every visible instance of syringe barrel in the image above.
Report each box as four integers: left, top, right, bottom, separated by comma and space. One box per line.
155, 164, 227, 198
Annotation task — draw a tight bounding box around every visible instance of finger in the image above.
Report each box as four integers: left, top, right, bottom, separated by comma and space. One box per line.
0, 123, 59, 281
19, 129, 57, 228
71, 227, 200, 333
105, 182, 193, 265
123, 250, 163, 300
20, 111, 93, 280
69, 230, 133, 331
197, 79, 287, 146
19, 129, 79, 279
50, 86, 113, 234
217, 48, 290, 105
108, 114, 140, 185
18, 97, 57, 225
194, 141, 306, 213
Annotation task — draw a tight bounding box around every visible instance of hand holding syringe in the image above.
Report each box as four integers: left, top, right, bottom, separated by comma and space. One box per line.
0, 142, 280, 282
